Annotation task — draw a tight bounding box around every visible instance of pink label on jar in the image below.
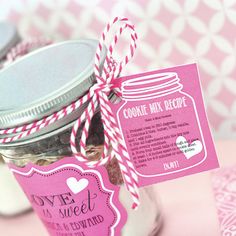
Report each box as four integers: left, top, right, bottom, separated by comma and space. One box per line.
111, 63, 219, 187
10, 157, 127, 236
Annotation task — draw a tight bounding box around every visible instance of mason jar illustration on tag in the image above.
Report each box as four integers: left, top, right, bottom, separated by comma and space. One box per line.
116, 71, 206, 179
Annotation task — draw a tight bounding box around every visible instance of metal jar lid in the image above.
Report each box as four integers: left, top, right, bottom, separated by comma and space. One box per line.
0, 39, 106, 145
0, 22, 20, 60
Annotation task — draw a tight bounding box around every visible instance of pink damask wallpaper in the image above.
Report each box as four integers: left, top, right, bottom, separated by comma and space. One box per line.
1, 0, 236, 138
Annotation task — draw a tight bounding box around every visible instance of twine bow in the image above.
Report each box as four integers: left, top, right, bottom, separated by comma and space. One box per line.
0, 17, 140, 209
71, 17, 140, 209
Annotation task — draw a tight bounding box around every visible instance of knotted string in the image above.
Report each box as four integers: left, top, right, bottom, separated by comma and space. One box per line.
0, 17, 140, 209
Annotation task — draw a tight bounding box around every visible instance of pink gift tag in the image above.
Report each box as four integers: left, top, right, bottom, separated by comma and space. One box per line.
10, 157, 127, 236
212, 165, 236, 235
111, 63, 219, 187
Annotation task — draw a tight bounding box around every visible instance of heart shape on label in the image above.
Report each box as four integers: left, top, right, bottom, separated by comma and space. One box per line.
176, 136, 203, 159
66, 177, 89, 194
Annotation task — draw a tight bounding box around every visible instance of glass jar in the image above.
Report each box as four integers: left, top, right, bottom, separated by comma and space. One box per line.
0, 155, 31, 216
0, 40, 162, 235
0, 21, 31, 217
0, 21, 20, 65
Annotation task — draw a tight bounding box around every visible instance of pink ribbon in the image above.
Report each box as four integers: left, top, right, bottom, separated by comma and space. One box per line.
0, 17, 140, 209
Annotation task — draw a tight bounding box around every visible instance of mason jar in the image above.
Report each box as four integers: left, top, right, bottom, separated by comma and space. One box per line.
0, 40, 162, 235
0, 21, 20, 65
0, 21, 31, 216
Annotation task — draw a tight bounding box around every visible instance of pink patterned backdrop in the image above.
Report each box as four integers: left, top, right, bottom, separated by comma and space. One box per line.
1, 0, 236, 138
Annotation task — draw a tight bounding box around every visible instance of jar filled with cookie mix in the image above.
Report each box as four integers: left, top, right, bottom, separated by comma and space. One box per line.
0, 40, 162, 235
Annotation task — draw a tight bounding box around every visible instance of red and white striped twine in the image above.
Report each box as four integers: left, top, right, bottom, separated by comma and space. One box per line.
0, 17, 140, 209
2, 38, 52, 67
